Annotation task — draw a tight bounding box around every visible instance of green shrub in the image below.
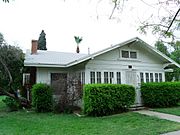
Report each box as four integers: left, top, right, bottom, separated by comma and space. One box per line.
3, 97, 19, 111
141, 82, 180, 108
32, 83, 53, 112
83, 84, 135, 116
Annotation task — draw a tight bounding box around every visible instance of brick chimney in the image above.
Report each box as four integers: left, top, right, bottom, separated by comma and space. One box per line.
31, 40, 38, 54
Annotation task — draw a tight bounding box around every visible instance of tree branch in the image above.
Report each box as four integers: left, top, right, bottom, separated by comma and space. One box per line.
166, 8, 180, 33
109, 0, 118, 19
0, 56, 13, 88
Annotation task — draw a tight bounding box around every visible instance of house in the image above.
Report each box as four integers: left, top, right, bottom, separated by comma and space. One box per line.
24, 37, 180, 105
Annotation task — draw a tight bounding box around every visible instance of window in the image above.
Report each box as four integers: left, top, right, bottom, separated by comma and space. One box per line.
117, 72, 121, 84
155, 73, 158, 82
110, 72, 114, 84
122, 50, 137, 59
97, 72, 101, 83
145, 73, 149, 83
104, 72, 108, 83
140, 72, 144, 83
130, 51, 137, 58
90, 71, 95, 84
159, 73, 162, 82
81, 72, 85, 84
23, 73, 30, 85
150, 73, 153, 82
122, 51, 129, 58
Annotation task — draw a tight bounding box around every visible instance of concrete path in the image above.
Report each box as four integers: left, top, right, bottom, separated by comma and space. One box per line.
135, 110, 180, 123
134, 110, 180, 135
161, 130, 180, 135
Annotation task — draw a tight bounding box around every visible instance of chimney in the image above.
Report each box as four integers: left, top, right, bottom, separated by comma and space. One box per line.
31, 40, 38, 54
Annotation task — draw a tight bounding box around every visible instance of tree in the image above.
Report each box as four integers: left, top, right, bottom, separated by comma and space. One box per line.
137, 1, 180, 44
74, 36, 82, 53
155, 41, 170, 57
2, 0, 9, 2
38, 30, 47, 50
0, 33, 30, 107
155, 40, 180, 81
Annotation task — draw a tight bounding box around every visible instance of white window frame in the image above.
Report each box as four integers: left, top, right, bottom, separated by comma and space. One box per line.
96, 71, 101, 83
120, 49, 138, 60
90, 71, 95, 84
116, 72, 121, 84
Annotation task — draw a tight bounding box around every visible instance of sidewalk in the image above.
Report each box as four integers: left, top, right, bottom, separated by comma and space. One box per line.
135, 110, 180, 123
134, 110, 180, 135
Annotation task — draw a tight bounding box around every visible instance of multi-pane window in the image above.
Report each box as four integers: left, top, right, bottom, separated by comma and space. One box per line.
110, 72, 114, 84
130, 51, 137, 58
122, 50, 137, 59
122, 51, 129, 58
97, 72, 101, 83
159, 73, 162, 82
104, 72, 109, 83
155, 73, 158, 82
145, 73, 149, 83
150, 73, 153, 82
90, 71, 95, 84
140, 72, 144, 83
117, 72, 121, 84
23, 73, 30, 85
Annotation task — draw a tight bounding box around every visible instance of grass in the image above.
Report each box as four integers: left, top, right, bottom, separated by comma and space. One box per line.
151, 105, 180, 116
0, 96, 6, 112
0, 97, 180, 135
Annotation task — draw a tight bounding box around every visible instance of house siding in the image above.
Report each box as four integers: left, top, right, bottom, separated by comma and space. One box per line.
85, 44, 165, 86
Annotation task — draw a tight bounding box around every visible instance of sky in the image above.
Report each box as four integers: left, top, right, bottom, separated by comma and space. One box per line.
0, 0, 164, 54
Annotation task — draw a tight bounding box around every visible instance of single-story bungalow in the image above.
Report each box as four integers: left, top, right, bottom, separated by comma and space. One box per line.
24, 37, 180, 106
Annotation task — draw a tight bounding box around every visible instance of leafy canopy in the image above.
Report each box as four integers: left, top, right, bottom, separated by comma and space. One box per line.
0, 33, 24, 92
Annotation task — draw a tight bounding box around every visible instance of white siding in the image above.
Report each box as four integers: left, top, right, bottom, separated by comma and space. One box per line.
85, 43, 165, 86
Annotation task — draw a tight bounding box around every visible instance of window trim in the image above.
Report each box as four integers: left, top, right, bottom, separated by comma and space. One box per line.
120, 49, 138, 60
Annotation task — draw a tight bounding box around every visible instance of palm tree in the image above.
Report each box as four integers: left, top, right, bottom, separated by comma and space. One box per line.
74, 36, 83, 53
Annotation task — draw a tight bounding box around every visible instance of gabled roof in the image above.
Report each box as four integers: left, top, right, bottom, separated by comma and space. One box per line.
24, 37, 180, 68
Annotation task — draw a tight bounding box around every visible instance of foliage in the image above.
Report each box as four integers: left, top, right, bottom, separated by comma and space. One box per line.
53, 73, 82, 113
74, 36, 82, 45
38, 30, 47, 50
154, 40, 180, 81
0, 34, 24, 93
83, 84, 135, 116
138, 1, 180, 43
141, 82, 180, 108
32, 83, 53, 112
155, 41, 170, 57
2, 97, 19, 111
2, 0, 9, 2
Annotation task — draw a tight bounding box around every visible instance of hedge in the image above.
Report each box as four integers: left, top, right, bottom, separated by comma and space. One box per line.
83, 84, 135, 116
32, 83, 53, 112
141, 82, 180, 108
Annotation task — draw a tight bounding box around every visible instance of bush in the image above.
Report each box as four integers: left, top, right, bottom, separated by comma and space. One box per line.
141, 82, 180, 108
32, 83, 53, 112
3, 97, 19, 111
83, 84, 135, 116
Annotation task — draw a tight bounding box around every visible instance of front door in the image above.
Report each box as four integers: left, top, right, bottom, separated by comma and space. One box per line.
125, 70, 142, 106
125, 70, 137, 87
51, 73, 67, 96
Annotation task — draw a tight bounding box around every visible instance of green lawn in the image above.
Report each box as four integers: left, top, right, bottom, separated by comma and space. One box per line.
0, 97, 180, 135
152, 106, 180, 116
